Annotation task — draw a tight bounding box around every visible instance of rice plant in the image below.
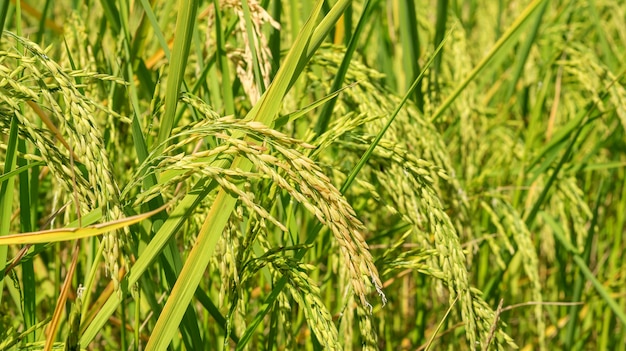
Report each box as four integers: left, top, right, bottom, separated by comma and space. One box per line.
1, 0, 625, 350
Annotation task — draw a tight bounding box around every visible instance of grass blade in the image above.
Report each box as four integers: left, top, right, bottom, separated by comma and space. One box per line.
0, 116, 19, 304
429, 0, 547, 123
314, 0, 374, 136
542, 212, 626, 326
155, 0, 197, 147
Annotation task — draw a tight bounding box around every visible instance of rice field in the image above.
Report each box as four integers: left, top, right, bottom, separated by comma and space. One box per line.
1, 0, 625, 350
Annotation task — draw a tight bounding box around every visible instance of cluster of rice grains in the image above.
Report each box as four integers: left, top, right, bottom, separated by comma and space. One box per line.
243, 250, 342, 350
301, 48, 517, 348
128, 93, 386, 348
202, 0, 278, 104
0, 32, 127, 289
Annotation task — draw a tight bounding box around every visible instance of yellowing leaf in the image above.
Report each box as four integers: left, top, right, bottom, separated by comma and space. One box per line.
0, 205, 168, 245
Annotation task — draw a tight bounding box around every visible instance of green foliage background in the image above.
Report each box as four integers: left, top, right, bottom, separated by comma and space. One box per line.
0, 0, 625, 350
